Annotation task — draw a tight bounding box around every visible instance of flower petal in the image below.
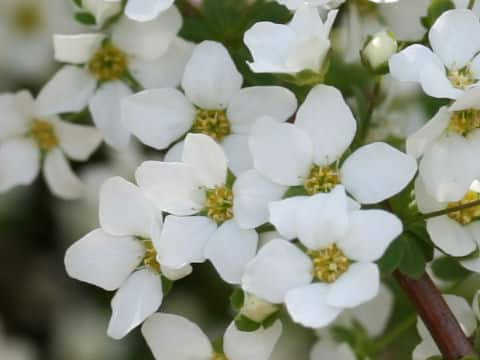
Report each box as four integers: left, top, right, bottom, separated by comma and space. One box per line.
205, 220, 258, 284
181, 41, 243, 109
242, 239, 313, 303
53, 34, 104, 64
250, 117, 313, 186
269, 196, 308, 240
53, 118, 102, 161
419, 61, 463, 99
310, 339, 356, 360
450, 86, 480, 111
161, 264, 192, 281
0, 91, 33, 141
426, 216, 477, 256
64, 228, 145, 291
122, 88, 195, 150
43, 149, 84, 199
222, 134, 253, 176
341, 142, 418, 204
107, 269, 163, 339
124, 0, 175, 22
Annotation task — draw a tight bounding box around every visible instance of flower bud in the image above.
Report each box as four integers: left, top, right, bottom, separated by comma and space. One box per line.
361, 30, 398, 74
240, 293, 278, 323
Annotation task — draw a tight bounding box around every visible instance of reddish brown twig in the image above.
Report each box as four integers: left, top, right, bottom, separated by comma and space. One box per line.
394, 271, 476, 360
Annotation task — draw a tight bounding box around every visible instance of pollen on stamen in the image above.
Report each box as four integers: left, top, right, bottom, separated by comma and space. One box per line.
31, 119, 59, 151
88, 44, 128, 82
142, 240, 162, 273
447, 191, 480, 225
191, 109, 231, 142
205, 186, 234, 224
304, 165, 341, 195
448, 67, 476, 90
309, 244, 350, 284
448, 109, 480, 136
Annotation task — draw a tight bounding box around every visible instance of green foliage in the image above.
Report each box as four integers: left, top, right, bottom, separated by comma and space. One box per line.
229, 288, 245, 311
283, 186, 308, 199
72, 0, 82, 7
431, 256, 471, 282
235, 314, 261, 331
421, 0, 455, 29
74, 12, 96, 25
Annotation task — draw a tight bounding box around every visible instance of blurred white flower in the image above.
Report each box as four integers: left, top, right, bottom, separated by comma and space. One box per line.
142, 313, 282, 360
111, 0, 175, 22
310, 339, 356, 360
0, 319, 37, 360
0, 90, 102, 199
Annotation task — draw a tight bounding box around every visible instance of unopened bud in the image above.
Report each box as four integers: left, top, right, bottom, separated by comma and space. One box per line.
361, 30, 398, 74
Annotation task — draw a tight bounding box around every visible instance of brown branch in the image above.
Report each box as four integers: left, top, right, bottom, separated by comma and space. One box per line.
394, 271, 476, 360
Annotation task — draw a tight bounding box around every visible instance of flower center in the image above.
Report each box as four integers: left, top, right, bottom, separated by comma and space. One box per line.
304, 165, 341, 195
88, 44, 128, 82
31, 119, 58, 151
448, 109, 480, 136
143, 240, 162, 273
448, 67, 476, 90
13, 4, 42, 33
447, 191, 480, 225
191, 109, 231, 142
309, 244, 350, 283
205, 186, 234, 224
211, 353, 228, 360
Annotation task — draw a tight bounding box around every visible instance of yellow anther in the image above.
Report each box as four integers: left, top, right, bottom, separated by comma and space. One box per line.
447, 191, 480, 225
143, 240, 161, 273
205, 186, 234, 224
88, 44, 128, 81
304, 165, 341, 195
448, 67, 476, 90
448, 109, 480, 136
191, 109, 231, 141
31, 119, 58, 151
309, 244, 350, 284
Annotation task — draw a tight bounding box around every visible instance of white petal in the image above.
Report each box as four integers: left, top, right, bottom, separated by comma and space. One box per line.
64, 228, 145, 291
122, 88, 195, 150
205, 220, 258, 284
182, 134, 228, 188
419, 62, 463, 99
113, 6, 182, 60
227, 86, 297, 134
233, 170, 287, 230
107, 269, 163, 339
125, 0, 175, 22
0, 138, 39, 192
53, 34, 104, 64
341, 142, 418, 204
419, 133, 477, 202
43, 149, 84, 199
222, 134, 253, 176
461, 256, 480, 273
250, 117, 313, 186
224, 320, 282, 360
161, 264, 192, 281
135, 161, 205, 215
156, 215, 217, 269
35, 66, 96, 116
327, 263, 380, 308
412, 340, 439, 360
429, 9, 480, 70
310, 339, 356, 360
426, 216, 476, 256
450, 86, 480, 111
285, 284, 342, 328
445, 294, 477, 336
338, 210, 403, 262
181, 41, 243, 109
89, 81, 133, 150
0, 91, 33, 141
269, 196, 308, 240
164, 140, 184, 162
414, 176, 445, 214
406, 107, 450, 159
141, 313, 213, 360
295, 85, 356, 165
242, 239, 313, 303
99, 177, 156, 238
53, 119, 102, 161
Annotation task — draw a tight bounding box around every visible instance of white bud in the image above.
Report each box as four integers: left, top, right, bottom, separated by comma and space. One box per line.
361, 30, 398, 72
82, 0, 122, 25
240, 293, 278, 323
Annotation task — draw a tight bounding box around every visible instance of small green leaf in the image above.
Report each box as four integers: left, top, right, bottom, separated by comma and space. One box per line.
377, 236, 404, 275
225, 169, 236, 189
74, 12, 96, 25
229, 288, 245, 311
234, 314, 261, 332
283, 186, 307, 199
421, 0, 455, 29
161, 277, 173, 295
72, 0, 82, 7
398, 233, 428, 279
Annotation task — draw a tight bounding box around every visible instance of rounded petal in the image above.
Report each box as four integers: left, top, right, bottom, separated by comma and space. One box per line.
161, 264, 192, 281
419, 62, 463, 99
233, 169, 287, 230
99, 177, 156, 238
64, 228, 145, 291
311, 340, 356, 360
89, 81, 133, 150
426, 216, 476, 256
227, 86, 297, 134
224, 320, 282, 360
156, 215, 217, 269
296, 84, 356, 165
412, 339, 439, 360
124, 0, 175, 22
205, 220, 258, 284
43, 149, 84, 199
181, 41, 243, 109
414, 176, 445, 214
250, 117, 313, 186
269, 196, 308, 240
242, 239, 313, 303
141, 313, 213, 360
53, 34, 104, 64
122, 88, 195, 150
135, 161, 205, 215
182, 134, 228, 188
222, 134, 253, 176
341, 142, 418, 204
35, 66, 96, 116
53, 119, 102, 161
107, 269, 163, 339
338, 210, 403, 262
285, 284, 342, 328
327, 263, 380, 309
0, 138, 40, 192
450, 86, 480, 111
0, 91, 33, 141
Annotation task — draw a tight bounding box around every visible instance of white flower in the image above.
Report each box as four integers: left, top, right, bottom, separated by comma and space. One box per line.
104, 0, 175, 22
274, 0, 344, 10
122, 40, 297, 175
413, 295, 477, 360
310, 339, 356, 360
242, 187, 402, 328
244, 5, 337, 74
64, 176, 210, 339
0, 319, 37, 360
142, 313, 282, 360
361, 30, 397, 71
408, 87, 480, 202
389, 9, 480, 100
0, 90, 101, 199
415, 177, 480, 263
38, 7, 188, 149
135, 134, 286, 284
249, 84, 417, 207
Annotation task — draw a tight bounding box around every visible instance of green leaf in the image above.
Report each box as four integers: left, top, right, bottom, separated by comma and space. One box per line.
229, 288, 245, 311
398, 233, 428, 279
234, 314, 261, 332
72, 0, 82, 7
261, 310, 280, 329
161, 277, 174, 295
388, 182, 416, 221
377, 236, 404, 275
225, 169, 236, 189
421, 0, 455, 29
74, 12, 96, 25
431, 256, 471, 282
283, 186, 307, 199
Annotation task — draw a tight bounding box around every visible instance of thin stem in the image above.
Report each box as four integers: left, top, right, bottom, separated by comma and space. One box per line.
469, 0, 477, 9
394, 271, 476, 360
375, 314, 416, 351
354, 76, 382, 147
407, 199, 480, 225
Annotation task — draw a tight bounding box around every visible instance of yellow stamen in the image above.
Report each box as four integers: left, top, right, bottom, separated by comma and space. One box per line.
447, 191, 480, 225
448, 109, 480, 136
309, 244, 350, 283
448, 67, 476, 89
304, 165, 341, 195
191, 109, 231, 141
31, 120, 58, 151
143, 240, 161, 273
205, 186, 234, 224
88, 44, 128, 81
